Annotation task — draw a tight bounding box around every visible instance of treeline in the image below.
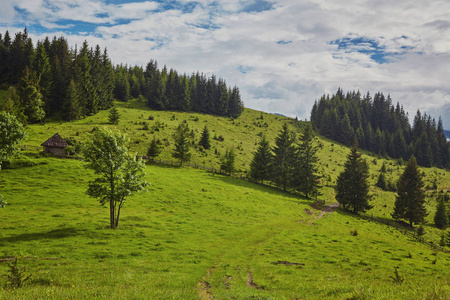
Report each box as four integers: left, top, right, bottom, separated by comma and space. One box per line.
0, 29, 115, 123
0, 29, 243, 123
311, 88, 450, 168
115, 60, 244, 118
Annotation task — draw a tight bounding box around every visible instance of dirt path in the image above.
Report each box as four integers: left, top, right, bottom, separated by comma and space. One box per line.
314, 202, 340, 220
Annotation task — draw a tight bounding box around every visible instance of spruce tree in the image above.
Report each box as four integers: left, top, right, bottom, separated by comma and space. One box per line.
249, 136, 272, 183
434, 196, 448, 229
376, 172, 387, 191
108, 106, 120, 125
199, 125, 211, 150
335, 140, 372, 213
292, 124, 320, 198
392, 156, 427, 226
63, 78, 81, 121
147, 138, 161, 161
172, 123, 191, 166
220, 148, 236, 174
271, 123, 295, 191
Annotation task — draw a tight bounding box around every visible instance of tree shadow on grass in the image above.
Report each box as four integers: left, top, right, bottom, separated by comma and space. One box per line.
207, 173, 312, 205
0, 227, 79, 244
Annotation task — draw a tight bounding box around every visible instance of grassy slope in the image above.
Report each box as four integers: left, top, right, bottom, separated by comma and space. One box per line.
1, 100, 450, 298
1, 159, 449, 299
22, 99, 450, 240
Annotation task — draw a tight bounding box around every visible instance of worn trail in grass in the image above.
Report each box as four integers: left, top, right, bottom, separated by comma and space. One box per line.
1, 158, 449, 299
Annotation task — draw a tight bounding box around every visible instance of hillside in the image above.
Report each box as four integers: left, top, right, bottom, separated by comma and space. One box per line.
1, 102, 450, 298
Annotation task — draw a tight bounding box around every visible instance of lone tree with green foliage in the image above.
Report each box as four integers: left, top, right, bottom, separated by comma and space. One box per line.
83, 128, 148, 229
147, 138, 161, 161
108, 106, 120, 125
0, 112, 27, 169
292, 124, 320, 198
249, 136, 272, 183
199, 125, 211, 150
172, 123, 191, 166
335, 141, 372, 213
271, 123, 295, 191
434, 196, 448, 229
392, 156, 427, 226
220, 148, 236, 174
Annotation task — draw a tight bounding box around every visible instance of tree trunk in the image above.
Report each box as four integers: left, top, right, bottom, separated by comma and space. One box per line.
115, 205, 122, 228
110, 199, 115, 229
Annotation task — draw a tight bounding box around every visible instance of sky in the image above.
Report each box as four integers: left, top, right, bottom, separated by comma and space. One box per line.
1, 0, 450, 128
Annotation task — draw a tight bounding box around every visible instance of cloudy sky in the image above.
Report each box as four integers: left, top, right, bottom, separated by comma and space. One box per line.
2, 0, 450, 127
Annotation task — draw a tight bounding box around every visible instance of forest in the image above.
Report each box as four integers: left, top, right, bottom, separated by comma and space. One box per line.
311, 88, 450, 168
0, 29, 244, 123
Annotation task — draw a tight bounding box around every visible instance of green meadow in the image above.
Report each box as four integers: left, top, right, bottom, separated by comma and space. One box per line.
1, 101, 450, 299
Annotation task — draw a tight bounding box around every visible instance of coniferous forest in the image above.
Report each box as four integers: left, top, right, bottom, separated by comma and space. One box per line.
0, 29, 244, 123
311, 88, 450, 168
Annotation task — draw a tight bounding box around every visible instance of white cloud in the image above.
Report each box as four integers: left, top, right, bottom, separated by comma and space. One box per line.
3, 0, 450, 128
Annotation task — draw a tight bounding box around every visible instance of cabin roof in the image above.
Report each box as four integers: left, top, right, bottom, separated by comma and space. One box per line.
41, 133, 68, 148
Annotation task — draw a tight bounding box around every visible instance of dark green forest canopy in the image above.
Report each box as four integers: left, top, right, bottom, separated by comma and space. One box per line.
0, 29, 244, 122
311, 88, 450, 168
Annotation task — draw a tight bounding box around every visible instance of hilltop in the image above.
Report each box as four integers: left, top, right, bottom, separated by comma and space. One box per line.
1, 102, 450, 299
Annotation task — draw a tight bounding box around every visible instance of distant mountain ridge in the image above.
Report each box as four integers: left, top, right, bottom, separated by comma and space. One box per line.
445, 130, 450, 140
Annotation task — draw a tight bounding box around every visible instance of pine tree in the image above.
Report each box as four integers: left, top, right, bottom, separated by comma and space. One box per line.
335, 140, 372, 213
172, 123, 191, 166
249, 136, 272, 183
376, 172, 388, 191
108, 106, 120, 125
392, 156, 427, 226
147, 138, 161, 161
434, 196, 448, 229
220, 148, 236, 174
199, 125, 211, 150
14, 67, 45, 124
292, 124, 320, 198
271, 123, 295, 191
62, 78, 81, 121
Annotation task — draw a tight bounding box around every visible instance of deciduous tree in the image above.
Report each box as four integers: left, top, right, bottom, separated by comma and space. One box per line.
0, 112, 27, 169
83, 128, 148, 229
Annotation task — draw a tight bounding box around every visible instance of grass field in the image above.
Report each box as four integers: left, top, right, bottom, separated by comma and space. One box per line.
1, 158, 449, 299
1, 101, 450, 299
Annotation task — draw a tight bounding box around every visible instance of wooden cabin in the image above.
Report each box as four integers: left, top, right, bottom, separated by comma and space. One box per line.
41, 133, 68, 156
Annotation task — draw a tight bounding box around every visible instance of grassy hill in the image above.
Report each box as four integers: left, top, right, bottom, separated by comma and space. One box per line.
1, 100, 450, 299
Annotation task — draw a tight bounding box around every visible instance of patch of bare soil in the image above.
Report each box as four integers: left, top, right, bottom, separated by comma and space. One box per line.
314, 202, 340, 220
247, 272, 264, 290
197, 268, 215, 300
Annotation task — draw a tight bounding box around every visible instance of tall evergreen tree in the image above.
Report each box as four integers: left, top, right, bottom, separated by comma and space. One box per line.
249, 135, 272, 183
14, 67, 45, 124
335, 141, 372, 213
220, 148, 236, 174
199, 125, 211, 150
271, 123, 295, 191
292, 124, 320, 198
32, 42, 53, 115
434, 196, 448, 229
172, 123, 191, 166
62, 78, 81, 121
147, 137, 161, 161
108, 106, 120, 125
392, 156, 427, 226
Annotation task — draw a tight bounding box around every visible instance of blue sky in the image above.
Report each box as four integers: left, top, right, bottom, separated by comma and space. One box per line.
2, 0, 450, 127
